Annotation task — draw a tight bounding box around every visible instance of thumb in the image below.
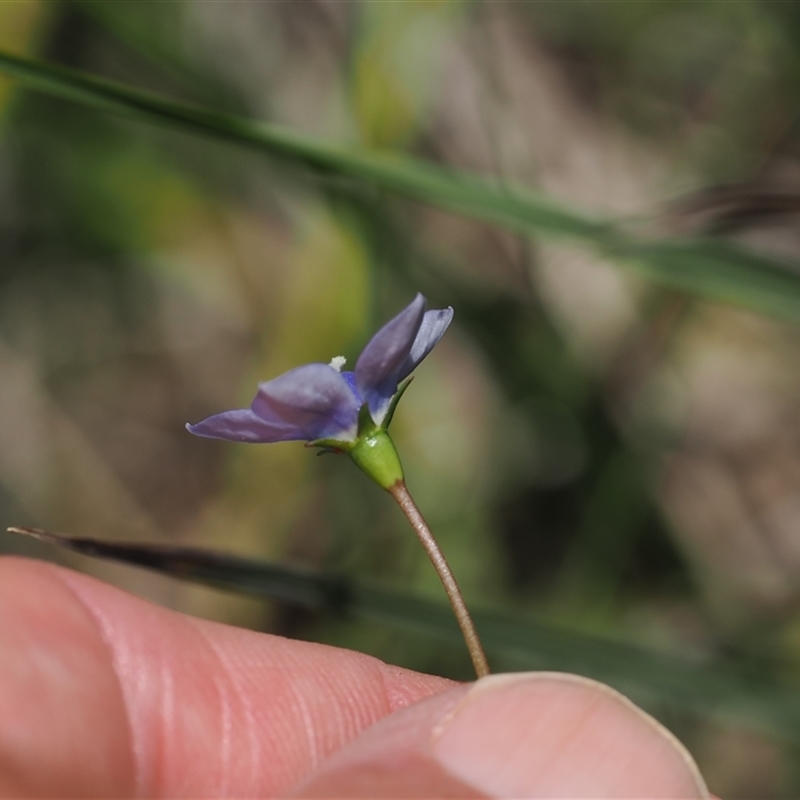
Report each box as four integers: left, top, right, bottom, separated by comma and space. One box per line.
290, 672, 709, 798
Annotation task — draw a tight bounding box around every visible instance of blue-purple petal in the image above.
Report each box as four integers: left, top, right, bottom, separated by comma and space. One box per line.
355, 294, 426, 422
188, 295, 452, 445
355, 294, 425, 392
340, 370, 361, 399
355, 295, 453, 425
186, 409, 302, 443
398, 306, 454, 381
251, 363, 360, 441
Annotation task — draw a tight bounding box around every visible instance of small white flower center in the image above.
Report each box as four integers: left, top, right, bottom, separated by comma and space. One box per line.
329, 355, 347, 372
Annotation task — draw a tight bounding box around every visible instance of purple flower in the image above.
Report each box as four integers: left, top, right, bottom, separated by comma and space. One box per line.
187, 294, 453, 445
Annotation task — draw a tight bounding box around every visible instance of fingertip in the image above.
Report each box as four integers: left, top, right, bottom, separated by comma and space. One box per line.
432, 672, 709, 798
292, 671, 709, 799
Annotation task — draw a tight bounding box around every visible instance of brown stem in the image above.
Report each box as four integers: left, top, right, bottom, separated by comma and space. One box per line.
389, 480, 490, 678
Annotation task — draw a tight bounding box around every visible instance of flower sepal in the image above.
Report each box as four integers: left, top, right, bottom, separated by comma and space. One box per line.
380, 375, 414, 431
305, 438, 355, 454
357, 402, 379, 438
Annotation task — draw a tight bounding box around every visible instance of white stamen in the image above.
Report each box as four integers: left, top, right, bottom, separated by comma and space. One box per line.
329, 356, 347, 372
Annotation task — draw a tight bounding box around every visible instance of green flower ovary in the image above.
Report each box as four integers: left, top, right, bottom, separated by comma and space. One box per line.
348, 429, 404, 490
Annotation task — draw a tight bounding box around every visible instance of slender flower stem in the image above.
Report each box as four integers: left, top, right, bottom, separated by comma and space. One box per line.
389, 480, 490, 678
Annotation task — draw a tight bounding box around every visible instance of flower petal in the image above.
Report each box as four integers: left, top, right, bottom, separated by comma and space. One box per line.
186, 409, 301, 443
355, 294, 426, 422
398, 306, 454, 381
251, 363, 361, 441
188, 298, 453, 445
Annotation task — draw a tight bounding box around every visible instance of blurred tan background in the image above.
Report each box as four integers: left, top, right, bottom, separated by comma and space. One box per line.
3, 2, 800, 794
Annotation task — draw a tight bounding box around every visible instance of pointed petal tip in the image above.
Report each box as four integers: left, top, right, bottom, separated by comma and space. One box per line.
436, 305, 454, 324
186, 420, 215, 438
396, 303, 454, 382
186, 408, 302, 443
185, 420, 215, 439
355, 293, 427, 398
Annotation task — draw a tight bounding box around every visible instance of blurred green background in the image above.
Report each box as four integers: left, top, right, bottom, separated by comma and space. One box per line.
4, 1, 800, 794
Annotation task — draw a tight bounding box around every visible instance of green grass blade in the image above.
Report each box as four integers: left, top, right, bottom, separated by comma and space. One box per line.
11, 526, 800, 746
612, 238, 800, 322
2, 50, 800, 320
0, 51, 603, 237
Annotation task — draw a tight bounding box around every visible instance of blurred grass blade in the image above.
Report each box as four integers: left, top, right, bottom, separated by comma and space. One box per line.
0, 50, 603, 238
8, 527, 345, 608
618, 238, 800, 323
3, 51, 800, 321
12, 525, 800, 746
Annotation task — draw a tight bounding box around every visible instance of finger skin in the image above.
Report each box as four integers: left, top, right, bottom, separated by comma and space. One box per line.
292, 674, 710, 798
0, 556, 711, 799
0, 561, 135, 798
0, 557, 453, 798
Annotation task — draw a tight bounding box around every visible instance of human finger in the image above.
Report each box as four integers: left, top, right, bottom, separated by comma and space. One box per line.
291, 672, 709, 798
0, 556, 453, 798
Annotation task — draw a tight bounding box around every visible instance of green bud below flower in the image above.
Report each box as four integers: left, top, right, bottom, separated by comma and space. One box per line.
348, 429, 404, 490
